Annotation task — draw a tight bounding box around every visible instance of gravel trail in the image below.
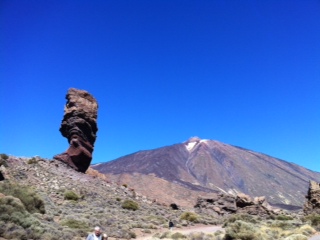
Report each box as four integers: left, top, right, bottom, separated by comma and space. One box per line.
136, 225, 224, 240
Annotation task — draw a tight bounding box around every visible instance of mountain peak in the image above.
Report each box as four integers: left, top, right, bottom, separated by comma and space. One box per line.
184, 137, 210, 151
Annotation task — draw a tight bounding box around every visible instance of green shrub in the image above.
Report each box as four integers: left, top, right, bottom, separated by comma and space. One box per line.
64, 190, 80, 201
224, 220, 260, 240
0, 153, 9, 160
27, 158, 38, 164
0, 182, 45, 214
61, 219, 89, 230
0, 153, 9, 167
121, 199, 139, 211
276, 215, 294, 221
180, 212, 199, 222
128, 231, 137, 239
224, 214, 258, 227
270, 220, 296, 230
303, 214, 320, 227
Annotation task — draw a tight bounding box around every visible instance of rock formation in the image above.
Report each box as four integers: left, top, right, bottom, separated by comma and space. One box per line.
304, 180, 320, 214
194, 192, 280, 217
54, 88, 98, 173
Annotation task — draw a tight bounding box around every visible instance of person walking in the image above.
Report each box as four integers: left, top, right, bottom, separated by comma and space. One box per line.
86, 226, 102, 240
169, 220, 174, 231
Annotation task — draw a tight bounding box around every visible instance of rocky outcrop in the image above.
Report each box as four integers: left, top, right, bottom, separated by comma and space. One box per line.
194, 193, 280, 217
304, 180, 320, 214
54, 88, 98, 173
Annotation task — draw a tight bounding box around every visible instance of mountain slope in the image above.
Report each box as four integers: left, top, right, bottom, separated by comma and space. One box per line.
92, 137, 320, 208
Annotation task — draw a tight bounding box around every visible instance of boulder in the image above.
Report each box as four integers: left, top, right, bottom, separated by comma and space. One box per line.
54, 88, 98, 173
195, 192, 277, 217
304, 180, 320, 214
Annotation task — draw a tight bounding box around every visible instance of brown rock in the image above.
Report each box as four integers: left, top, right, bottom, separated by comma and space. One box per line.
195, 192, 277, 217
54, 88, 98, 173
304, 180, 320, 214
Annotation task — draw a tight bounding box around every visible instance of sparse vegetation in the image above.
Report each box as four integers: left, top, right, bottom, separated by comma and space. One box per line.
1, 156, 318, 240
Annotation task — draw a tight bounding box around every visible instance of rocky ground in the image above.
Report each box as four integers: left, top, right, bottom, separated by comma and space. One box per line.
1, 155, 320, 240
0, 156, 220, 239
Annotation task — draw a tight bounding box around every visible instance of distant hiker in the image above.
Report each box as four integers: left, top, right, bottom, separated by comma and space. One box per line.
102, 233, 108, 240
86, 226, 102, 240
169, 220, 174, 230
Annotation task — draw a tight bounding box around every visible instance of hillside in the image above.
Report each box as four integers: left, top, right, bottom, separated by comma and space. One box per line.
92, 137, 320, 208
0, 155, 218, 239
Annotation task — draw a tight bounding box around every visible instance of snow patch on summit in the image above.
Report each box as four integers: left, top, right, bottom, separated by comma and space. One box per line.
186, 141, 198, 151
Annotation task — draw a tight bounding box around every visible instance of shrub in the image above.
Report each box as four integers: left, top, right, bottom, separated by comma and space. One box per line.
270, 220, 296, 230
64, 190, 80, 201
171, 232, 187, 239
27, 158, 38, 164
61, 219, 90, 230
303, 214, 320, 227
0, 153, 9, 160
223, 214, 257, 227
180, 212, 199, 222
121, 199, 139, 211
276, 215, 294, 221
128, 231, 137, 239
170, 203, 179, 210
0, 181, 45, 214
224, 220, 260, 240
295, 224, 316, 236
159, 231, 171, 239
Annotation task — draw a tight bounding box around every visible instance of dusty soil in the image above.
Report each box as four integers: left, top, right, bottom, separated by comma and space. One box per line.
309, 233, 320, 240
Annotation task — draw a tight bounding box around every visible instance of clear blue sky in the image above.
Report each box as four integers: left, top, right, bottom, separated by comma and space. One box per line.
1, 1, 319, 171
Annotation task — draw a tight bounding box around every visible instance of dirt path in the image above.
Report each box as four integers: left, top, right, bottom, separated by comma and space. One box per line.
309, 233, 320, 240
135, 225, 224, 240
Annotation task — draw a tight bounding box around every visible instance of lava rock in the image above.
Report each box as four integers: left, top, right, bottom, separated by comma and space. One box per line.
54, 88, 98, 173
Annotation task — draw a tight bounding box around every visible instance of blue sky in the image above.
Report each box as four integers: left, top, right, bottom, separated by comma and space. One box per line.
1, 0, 320, 172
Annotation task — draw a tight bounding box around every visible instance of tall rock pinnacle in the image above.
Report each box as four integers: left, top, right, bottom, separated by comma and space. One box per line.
54, 88, 98, 173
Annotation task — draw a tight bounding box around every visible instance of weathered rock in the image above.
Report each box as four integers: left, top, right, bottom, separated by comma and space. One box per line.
54, 88, 98, 173
195, 192, 278, 217
304, 180, 320, 214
